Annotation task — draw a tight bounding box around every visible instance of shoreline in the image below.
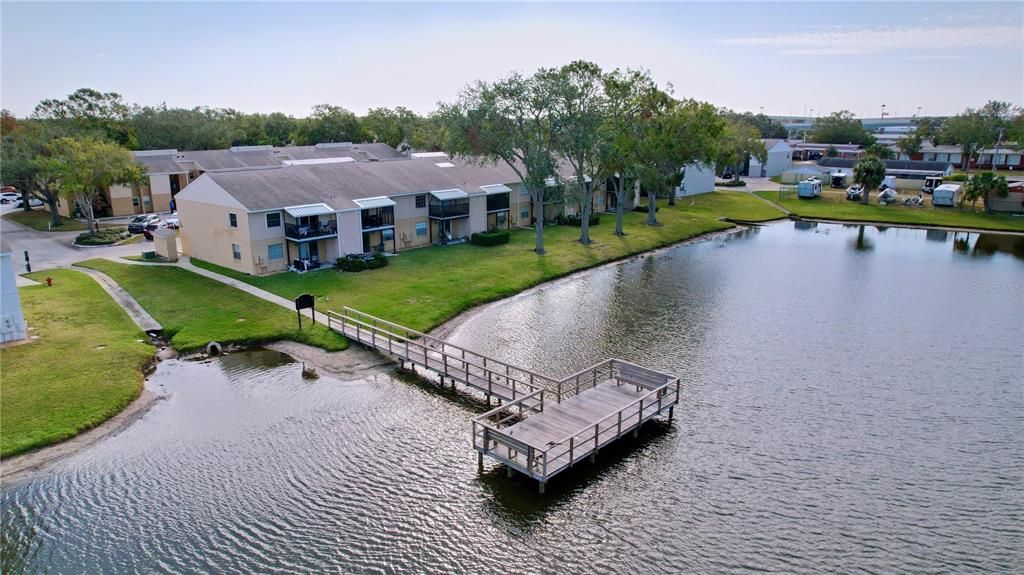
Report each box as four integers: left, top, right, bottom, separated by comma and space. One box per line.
2, 389, 163, 482
786, 214, 1024, 236
430, 224, 751, 341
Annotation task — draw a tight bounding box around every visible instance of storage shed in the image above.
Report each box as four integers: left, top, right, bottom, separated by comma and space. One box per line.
932, 184, 961, 207
151, 228, 179, 261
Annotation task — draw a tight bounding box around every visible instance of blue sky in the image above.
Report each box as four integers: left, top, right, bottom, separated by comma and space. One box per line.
2, 2, 1021, 119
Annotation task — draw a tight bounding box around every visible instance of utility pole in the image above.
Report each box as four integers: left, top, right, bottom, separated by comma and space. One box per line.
880, 104, 887, 132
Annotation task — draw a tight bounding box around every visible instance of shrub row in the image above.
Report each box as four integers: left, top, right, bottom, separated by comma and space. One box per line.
719, 179, 747, 187
945, 173, 968, 182
74, 227, 130, 246
469, 229, 510, 246
557, 213, 600, 227
336, 254, 388, 272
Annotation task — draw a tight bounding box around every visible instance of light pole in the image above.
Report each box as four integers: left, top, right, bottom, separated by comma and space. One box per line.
880, 104, 887, 131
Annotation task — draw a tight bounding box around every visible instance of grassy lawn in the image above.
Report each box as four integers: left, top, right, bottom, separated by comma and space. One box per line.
192, 191, 784, 332
954, 169, 1024, 180
3, 208, 88, 231
0, 269, 153, 457
76, 259, 348, 353
756, 190, 1024, 232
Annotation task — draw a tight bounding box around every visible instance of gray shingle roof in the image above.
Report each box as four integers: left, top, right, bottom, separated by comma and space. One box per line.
132, 143, 406, 175
202, 156, 522, 211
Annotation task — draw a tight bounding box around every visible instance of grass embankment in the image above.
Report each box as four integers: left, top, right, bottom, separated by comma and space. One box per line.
0, 269, 153, 457
76, 259, 347, 353
193, 191, 784, 332
756, 190, 1024, 232
3, 209, 88, 231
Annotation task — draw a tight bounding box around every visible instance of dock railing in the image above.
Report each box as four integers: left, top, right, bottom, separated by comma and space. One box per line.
472, 358, 681, 481
326, 307, 559, 403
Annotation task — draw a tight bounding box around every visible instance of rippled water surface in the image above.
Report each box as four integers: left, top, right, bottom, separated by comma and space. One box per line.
3, 222, 1022, 574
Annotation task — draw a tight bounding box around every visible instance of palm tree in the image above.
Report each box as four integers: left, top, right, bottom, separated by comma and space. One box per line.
853, 156, 887, 205
965, 171, 1009, 213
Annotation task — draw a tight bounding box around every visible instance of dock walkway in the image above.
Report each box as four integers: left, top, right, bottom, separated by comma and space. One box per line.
327, 307, 679, 492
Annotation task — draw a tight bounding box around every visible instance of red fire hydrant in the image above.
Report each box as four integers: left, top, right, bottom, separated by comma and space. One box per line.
46, 277, 53, 287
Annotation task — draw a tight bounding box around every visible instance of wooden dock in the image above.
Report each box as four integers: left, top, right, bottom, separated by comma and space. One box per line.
326, 307, 680, 492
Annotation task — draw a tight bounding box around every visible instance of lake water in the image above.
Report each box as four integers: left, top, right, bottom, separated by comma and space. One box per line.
2, 222, 1022, 574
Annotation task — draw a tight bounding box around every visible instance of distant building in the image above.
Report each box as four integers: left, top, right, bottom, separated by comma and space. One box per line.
678, 163, 715, 197
0, 240, 28, 344
747, 140, 793, 177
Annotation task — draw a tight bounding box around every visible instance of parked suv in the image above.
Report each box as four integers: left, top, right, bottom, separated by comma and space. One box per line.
0, 191, 21, 204
128, 214, 161, 233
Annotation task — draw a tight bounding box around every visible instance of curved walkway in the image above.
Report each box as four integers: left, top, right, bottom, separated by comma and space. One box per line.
71, 265, 162, 332
102, 255, 314, 318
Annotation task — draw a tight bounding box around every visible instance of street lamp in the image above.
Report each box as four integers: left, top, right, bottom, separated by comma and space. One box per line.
880, 104, 887, 129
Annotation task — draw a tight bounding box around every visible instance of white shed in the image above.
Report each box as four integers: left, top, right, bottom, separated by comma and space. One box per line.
748, 139, 794, 178
677, 162, 715, 197
0, 240, 28, 343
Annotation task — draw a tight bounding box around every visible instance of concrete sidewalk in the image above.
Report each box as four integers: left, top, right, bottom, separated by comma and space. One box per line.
72, 265, 162, 332
105, 255, 316, 319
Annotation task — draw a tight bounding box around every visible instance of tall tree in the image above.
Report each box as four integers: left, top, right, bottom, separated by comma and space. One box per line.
439, 72, 560, 254
542, 60, 609, 244
294, 104, 363, 145
362, 107, 419, 150
602, 68, 658, 236
940, 108, 995, 179
45, 138, 144, 234
410, 112, 447, 151
853, 156, 886, 205
721, 110, 787, 138
0, 120, 64, 224
716, 118, 765, 183
895, 132, 923, 158
863, 142, 895, 160
632, 94, 723, 225
809, 111, 875, 146
32, 88, 136, 147
964, 171, 1009, 213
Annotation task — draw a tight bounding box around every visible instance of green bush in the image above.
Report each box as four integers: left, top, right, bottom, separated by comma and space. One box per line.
557, 213, 600, 227
633, 205, 660, 213
336, 254, 388, 272
469, 229, 511, 246
720, 179, 747, 187
945, 173, 968, 182
74, 227, 130, 246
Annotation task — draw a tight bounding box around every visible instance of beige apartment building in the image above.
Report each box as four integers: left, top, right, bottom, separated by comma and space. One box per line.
176, 155, 544, 276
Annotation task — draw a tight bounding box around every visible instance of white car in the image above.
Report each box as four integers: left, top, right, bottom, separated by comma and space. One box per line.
13, 197, 43, 209
0, 192, 21, 204
161, 217, 181, 230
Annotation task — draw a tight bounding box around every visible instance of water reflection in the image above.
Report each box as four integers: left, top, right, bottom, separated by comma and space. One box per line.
3, 222, 1022, 574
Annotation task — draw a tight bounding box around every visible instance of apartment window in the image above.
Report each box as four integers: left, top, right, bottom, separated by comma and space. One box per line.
520, 207, 530, 220
383, 228, 394, 241
415, 222, 427, 236
415, 194, 426, 208
266, 212, 281, 228
267, 243, 284, 261
229, 213, 238, 228
131, 197, 140, 207
232, 243, 241, 260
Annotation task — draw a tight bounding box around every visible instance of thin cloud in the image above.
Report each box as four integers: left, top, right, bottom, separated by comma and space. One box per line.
718, 25, 1020, 56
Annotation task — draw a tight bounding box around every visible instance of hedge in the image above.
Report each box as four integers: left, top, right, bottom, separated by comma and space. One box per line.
469, 229, 510, 246
336, 253, 388, 272
633, 204, 660, 213
558, 213, 600, 227
74, 227, 131, 246
719, 179, 747, 187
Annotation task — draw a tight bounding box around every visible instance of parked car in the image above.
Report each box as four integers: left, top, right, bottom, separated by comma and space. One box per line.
161, 217, 180, 230
846, 185, 864, 201
128, 214, 161, 233
13, 197, 43, 209
0, 191, 21, 204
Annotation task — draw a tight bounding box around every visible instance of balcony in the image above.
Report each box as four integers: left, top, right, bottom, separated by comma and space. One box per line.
285, 220, 337, 241
486, 192, 510, 212
361, 207, 394, 230
429, 201, 470, 219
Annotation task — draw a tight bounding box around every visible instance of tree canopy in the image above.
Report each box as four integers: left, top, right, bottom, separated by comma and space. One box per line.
809, 111, 875, 146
